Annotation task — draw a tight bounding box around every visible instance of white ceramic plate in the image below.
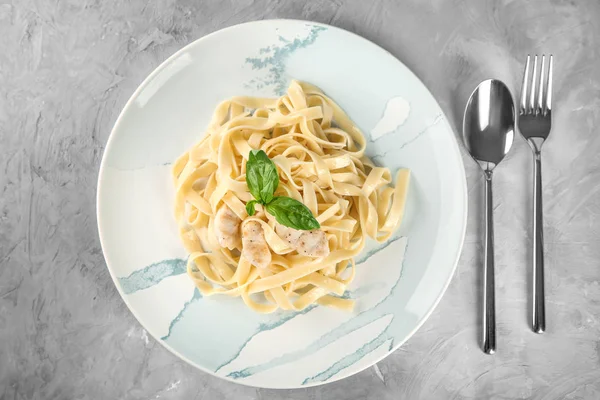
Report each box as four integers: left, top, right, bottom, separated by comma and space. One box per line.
97, 19, 467, 388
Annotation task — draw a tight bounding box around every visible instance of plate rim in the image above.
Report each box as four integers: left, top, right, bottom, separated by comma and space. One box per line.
96, 18, 468, 388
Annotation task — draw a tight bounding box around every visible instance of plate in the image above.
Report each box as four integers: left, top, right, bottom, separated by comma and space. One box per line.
97, 19, 467, 388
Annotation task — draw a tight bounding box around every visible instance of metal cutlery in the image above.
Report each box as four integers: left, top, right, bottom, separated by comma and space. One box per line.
518, 54, 554, 334
463, 79, 516, 354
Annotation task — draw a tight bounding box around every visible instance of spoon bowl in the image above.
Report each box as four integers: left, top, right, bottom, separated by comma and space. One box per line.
463, 79, 515, 171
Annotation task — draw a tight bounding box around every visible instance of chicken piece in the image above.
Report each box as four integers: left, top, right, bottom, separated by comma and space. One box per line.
242, 221, 272, 268
213, 205, 241, 249
297, 230, 330, 258
275, 224, 303, 248
276, 224, 330, 258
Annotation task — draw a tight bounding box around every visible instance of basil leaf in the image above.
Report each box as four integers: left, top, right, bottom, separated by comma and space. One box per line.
246, 200, 258, 216
246, 150, 279, 204
245, 151, 262, 201
266, 197, 320, 231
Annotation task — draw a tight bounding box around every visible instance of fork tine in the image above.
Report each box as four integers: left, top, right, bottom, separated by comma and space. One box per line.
546, 55, 553, 113
529, 55, 538, 113
537, 55, 546, 114
520, 55, 531, 113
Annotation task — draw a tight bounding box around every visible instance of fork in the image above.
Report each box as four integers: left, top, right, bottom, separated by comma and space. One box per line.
518, 54, 553, 334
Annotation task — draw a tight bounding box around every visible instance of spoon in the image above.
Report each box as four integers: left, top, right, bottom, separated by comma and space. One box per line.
463, 79, 515, 354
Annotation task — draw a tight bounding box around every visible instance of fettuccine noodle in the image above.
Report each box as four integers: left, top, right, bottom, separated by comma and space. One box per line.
173, 80, 410, 313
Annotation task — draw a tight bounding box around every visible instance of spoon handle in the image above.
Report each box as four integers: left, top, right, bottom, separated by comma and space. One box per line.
532, 152, 546, 333
483, 171, 496, 354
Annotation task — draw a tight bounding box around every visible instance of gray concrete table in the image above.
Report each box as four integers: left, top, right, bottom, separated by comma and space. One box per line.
2, 0, 600, 399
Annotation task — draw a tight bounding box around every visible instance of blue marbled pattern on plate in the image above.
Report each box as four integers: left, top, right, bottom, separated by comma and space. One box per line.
119, 236, 409, 384
118, 259, 186, 294
245, 25, 327, 94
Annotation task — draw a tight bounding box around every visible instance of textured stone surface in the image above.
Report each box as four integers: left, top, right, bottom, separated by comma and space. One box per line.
1, 0, 600, 399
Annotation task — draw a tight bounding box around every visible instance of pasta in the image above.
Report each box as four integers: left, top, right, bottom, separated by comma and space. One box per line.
172, 80, 410, 313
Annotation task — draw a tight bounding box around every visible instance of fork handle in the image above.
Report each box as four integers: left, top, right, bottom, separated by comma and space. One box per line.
532, 152, 546, 333
483, 170, 496, 354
